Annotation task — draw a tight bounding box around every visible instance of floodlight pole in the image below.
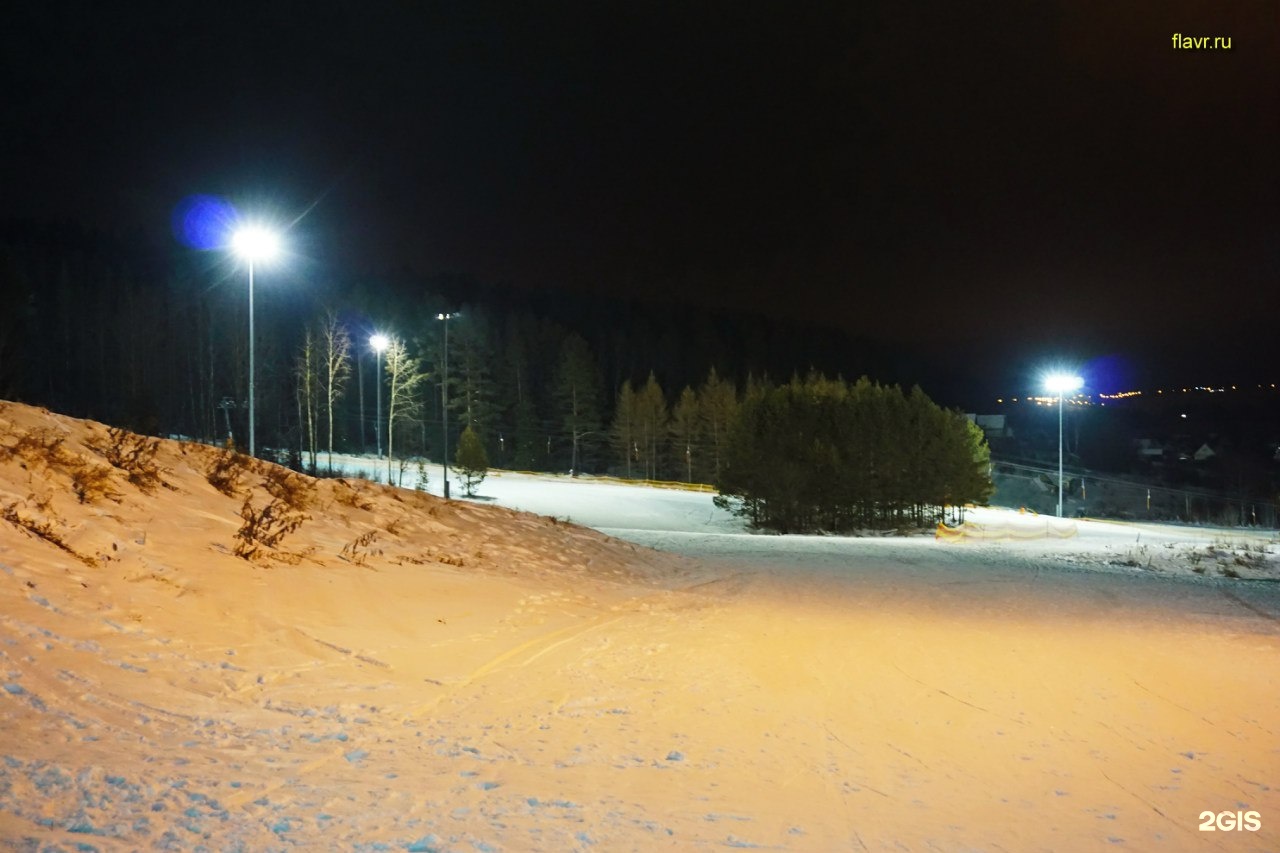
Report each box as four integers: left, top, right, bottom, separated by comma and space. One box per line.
369, 334, 389, 482
248, 259, 256, 458
374, 346, 383, 459
437, 312, 456, 500
1057, 391, 1065, 518
232, 225, 280, 459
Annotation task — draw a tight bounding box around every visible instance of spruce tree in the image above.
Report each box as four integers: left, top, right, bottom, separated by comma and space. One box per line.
555, 333, 604, 475
697, 367, 738, 483
670, 386, 700, 483
636, 372, 669, 480
611, 381, 640, 478
454, 424, 489, 497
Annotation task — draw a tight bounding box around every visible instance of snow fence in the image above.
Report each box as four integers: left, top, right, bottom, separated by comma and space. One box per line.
936, 518, 1078, 541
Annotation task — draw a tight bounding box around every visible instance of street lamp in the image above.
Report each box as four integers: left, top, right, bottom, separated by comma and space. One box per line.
436, 312, 459, 499
370, 333, 389, 477
231, 225, 281, 457
1044, 373, 1083, 518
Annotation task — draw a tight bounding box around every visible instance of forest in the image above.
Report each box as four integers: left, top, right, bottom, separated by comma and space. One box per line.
0, 221, 992, 530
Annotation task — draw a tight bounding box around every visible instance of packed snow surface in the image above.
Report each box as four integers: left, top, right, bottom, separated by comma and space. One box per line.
1, 408, 1277, 851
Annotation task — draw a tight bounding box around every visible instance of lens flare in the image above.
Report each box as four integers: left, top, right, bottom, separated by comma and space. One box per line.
172, 195, 239, 250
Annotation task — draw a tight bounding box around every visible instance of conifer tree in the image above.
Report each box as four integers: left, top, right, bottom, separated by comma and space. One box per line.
716, 373, 992, 533
636, 372, 668, 480
555, 334, 604, 474
670, 386, 700, 483
698, 367, 738, 483
447, 311, 499, 437
454, 424, 489, 497
611, 382, 640, 478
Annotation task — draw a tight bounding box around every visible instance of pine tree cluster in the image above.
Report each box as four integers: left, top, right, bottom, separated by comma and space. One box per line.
714, 374, 992, 533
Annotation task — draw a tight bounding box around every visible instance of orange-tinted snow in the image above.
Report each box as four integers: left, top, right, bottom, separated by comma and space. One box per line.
0, 402, 1276, 851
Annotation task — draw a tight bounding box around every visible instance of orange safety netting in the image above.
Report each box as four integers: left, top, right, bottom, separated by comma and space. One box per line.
936, 518, 1078, 541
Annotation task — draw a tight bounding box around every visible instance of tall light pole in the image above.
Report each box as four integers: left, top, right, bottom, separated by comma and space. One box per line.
370, 334, 389, 473
1044, 373, 1083, 518
436, 312, 458, 499
231, 226, 281, 458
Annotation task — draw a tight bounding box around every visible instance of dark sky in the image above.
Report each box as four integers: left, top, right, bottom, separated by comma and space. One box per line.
4, 1, 1277, 389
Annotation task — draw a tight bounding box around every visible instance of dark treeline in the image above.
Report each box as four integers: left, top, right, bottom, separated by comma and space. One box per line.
1, 221, 973, 495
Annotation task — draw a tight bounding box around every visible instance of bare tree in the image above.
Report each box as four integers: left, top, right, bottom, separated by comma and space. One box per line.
320, 311, 352, 472
294, 325, 318, 471
384, 336, 428, 485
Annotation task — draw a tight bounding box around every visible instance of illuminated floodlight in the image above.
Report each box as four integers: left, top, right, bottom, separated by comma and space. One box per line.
369, 333, 390, 352
1042, 371, 1084, 518
231, 224, 283, 459
1043, 373, 1083, 395
231, 226, 281, 262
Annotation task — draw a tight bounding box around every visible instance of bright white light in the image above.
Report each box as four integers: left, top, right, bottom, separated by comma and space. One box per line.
231, 226, 281, 262
1044, 373, 1084, 395
369, 334, 390, 352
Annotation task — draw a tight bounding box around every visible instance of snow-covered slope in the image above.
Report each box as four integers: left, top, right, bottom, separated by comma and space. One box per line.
2, 408, 1278, 851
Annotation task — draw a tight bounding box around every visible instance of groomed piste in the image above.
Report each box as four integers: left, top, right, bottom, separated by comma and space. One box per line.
1, 402, 1278, 851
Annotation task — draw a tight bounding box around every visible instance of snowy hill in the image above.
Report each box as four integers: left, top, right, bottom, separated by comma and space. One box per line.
1, 402, 1278, 850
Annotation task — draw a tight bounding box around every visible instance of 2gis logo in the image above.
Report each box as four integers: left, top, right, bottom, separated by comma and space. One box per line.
1199, 810, 1262, 832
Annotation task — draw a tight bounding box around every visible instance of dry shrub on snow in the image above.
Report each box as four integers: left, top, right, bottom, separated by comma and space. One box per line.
333, 479, 374, 511
70, 462, 121, 504
340, 530, 381, 566
233, 496, 309, 561
0, 427, 77, 468
88, 427, 167, 493
1, 497, 95, 566
206, 450, 252, 497
263, 465, 314, 511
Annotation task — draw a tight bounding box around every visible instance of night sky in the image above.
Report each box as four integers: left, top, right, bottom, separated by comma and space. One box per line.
4, 1, 1277, 395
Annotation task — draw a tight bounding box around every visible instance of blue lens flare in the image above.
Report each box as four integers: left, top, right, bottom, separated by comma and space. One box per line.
1083, 354, 1135, 395
172, 194, 240, 250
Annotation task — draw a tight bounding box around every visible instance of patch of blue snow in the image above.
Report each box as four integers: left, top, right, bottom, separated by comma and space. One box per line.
3, 683, 25, 695
271, 818, 292, 834
344, 749, 369, 763
575, 831, 595, 845
478, 781, 500, 791
665, 750, 684, 762
405, 835, 441, 852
